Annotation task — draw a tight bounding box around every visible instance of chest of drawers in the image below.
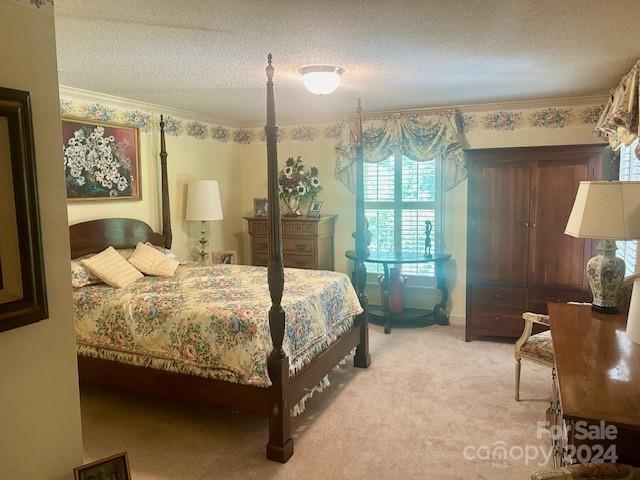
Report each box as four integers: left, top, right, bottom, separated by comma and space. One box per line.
245, 215, 336, 271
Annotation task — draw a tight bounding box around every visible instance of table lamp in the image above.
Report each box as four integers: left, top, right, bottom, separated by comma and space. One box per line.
565, 181, 640, 318
185, 180, 223, 263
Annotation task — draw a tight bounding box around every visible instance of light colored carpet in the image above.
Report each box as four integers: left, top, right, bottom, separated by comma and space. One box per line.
80, 324, 553, 479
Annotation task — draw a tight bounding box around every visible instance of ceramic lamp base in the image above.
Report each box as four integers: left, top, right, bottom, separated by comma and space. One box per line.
586, 240, 625, 315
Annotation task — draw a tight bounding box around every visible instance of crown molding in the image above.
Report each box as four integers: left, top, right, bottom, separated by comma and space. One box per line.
58, 85, 239, 127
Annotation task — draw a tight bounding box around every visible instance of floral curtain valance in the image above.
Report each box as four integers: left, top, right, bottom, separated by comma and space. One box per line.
334, 109, 467, 192
594, 60, 640, 150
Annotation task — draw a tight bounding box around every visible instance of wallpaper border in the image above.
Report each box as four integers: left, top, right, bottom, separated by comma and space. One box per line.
59, 97, 605, 145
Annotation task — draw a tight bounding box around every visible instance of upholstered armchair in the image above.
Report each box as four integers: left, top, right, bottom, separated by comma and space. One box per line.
514, 312, 553, 400
531, 463, 640, 479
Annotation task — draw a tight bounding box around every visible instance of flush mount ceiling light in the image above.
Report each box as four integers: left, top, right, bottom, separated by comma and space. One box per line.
298, 65, 345, 95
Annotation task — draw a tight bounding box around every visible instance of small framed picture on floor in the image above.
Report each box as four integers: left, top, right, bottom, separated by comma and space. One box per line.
307, 200, 322, 218
211, 250, 238, 265
74, 452, 131, 480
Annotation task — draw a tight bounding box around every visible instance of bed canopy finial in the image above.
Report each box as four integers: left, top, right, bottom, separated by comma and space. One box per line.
266, 53, 274, 80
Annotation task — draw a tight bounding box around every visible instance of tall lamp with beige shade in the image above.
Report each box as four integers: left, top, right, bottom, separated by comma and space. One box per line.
565, 181, 640, 321
185, 180, 223, 263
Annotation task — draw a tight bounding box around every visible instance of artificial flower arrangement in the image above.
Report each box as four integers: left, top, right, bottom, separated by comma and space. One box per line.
278, 156, 321, 216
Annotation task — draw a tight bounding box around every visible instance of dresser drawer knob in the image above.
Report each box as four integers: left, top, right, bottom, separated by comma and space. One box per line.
494, 294, 502, 300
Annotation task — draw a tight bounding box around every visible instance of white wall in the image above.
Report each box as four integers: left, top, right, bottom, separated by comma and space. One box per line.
0, 2, 83, 479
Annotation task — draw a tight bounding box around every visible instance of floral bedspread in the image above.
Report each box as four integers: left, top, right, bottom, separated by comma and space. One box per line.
73, 263, 362, 387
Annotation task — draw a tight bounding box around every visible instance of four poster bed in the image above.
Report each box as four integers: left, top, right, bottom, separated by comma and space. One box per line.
69, 55, 371, 463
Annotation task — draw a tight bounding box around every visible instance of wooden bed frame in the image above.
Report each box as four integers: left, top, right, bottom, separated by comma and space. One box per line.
69, 55, 370, 463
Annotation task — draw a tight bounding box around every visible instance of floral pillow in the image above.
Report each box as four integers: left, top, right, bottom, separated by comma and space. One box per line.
71, 255, 103, 288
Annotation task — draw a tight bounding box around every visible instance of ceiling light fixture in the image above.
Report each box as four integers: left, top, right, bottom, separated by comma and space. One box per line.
298, 65, 345, 95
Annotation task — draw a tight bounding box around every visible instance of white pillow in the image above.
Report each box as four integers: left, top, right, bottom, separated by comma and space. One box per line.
128, 242, 179, 277
81, 246, 144, 288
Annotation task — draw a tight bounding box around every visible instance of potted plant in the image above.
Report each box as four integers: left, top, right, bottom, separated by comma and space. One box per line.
278, 156, 321, 216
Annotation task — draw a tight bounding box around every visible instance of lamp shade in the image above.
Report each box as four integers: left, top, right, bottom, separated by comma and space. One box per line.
565, 181, 640, 240
185, 180, 223, 221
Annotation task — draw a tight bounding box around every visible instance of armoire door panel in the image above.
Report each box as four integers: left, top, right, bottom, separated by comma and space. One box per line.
469, 162, 530, 285
528, 159, 593, 290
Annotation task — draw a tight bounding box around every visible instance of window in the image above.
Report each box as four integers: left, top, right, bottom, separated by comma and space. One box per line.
617, 139, 640, 276
363, 154, 439, 276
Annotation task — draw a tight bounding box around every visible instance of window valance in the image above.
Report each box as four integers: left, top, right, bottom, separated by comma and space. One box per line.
595, 60, 640, 150
334, 110, 467, 192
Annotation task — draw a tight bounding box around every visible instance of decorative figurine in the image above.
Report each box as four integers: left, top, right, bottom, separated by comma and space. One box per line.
352, 218, 373, 256
424, 220, 433, 258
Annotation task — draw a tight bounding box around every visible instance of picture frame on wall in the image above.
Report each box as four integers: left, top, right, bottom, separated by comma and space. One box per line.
211, 250, 238, 265
0, 87, 48, 333
73, 452, 131, 480
254, 198, 268, 217
307, 200, 323, 218
61, 118, 141, 202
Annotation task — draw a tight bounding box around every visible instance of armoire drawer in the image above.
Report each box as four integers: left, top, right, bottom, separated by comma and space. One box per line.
471, 286, 528, 312
470, 312, 525, 337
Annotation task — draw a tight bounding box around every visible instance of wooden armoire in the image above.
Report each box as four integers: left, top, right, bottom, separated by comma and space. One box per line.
465, 145, 604, 341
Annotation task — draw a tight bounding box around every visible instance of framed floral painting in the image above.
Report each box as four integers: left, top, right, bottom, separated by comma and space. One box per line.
62, 118, 141, 201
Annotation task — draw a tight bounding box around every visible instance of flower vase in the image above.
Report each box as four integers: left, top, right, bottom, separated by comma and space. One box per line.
284, 197, 302, 216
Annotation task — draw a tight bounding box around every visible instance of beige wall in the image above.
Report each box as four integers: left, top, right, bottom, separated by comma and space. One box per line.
60, 89, 605, 328
63, 101, 243, 261
237, 118, 603, 324
0, 2, 83, 479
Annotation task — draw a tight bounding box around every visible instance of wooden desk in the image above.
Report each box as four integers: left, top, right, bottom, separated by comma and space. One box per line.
548, 303, 640, 467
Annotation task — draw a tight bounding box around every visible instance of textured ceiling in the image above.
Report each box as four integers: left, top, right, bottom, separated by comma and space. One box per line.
54, 0, 640, 126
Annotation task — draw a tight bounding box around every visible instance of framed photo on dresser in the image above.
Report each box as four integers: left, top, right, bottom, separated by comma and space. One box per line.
61, 118, 141, 202
307, 200, 322, 218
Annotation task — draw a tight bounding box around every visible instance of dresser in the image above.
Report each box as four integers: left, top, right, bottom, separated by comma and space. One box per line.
466, 145, 603, 340
548, 302, 640, 467
245, 215, 336, 270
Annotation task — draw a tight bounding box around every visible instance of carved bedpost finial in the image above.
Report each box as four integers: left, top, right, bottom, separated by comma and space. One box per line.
266, 53, 274, 81
159, 114, 172, 249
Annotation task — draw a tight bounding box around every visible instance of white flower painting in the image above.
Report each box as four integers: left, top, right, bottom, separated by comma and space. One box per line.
62, 119, 140, 200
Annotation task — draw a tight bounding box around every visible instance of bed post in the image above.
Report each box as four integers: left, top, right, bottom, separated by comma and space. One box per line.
264, 54, 293, 463
159, 115, 172, 249
353, 98, 371, 368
